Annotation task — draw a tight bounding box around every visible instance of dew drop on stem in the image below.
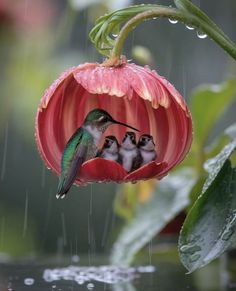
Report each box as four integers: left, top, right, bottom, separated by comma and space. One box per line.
186, 25, 195, 30
168, 18, 178, 24
197, 31, 207, 39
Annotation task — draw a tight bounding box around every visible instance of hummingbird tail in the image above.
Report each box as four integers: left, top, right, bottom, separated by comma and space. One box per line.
56, 177, 69, 199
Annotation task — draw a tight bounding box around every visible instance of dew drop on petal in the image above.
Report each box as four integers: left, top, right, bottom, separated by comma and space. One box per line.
197, 31, 207, 39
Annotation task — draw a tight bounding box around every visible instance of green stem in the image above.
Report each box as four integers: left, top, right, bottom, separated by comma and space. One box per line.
111, 7, 236, 61
111, 7, 185, 59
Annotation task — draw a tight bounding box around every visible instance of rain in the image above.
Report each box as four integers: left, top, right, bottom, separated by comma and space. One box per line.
0, 0, 236, 290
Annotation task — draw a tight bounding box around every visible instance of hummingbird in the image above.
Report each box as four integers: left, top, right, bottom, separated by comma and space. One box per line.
137, 134, 157, 167
119, 132, 141, 172
57, 108, 139, 198
97, 135, 120, 162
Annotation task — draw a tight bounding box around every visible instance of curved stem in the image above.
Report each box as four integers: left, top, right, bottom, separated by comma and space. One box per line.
111, 7, 236, 61
111, 7, 185, 59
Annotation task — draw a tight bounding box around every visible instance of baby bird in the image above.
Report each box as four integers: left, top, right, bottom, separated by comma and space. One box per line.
119, 132, 141, 172
137, 134, 157, 166
98, 136, 120, 162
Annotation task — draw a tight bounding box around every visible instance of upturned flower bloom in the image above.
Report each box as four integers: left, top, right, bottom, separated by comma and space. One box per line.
35, 60, 192, 185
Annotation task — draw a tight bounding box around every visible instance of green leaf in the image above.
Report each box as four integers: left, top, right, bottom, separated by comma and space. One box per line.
187, 175, 206, 210
110, 170, 195, 266
89, 4, 179, 57
190, 80, 236, 151
179, 161, 236, 273
203, 139, 236, 192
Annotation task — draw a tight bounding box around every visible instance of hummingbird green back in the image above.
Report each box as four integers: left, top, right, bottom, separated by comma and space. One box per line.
57, 127, 93, 197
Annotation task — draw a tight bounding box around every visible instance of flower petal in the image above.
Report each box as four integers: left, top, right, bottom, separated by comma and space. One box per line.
78, 158, 127, 183
125, 161, 168, 182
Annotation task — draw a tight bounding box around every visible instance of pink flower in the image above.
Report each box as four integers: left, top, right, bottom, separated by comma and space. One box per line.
35, 60, 192, 185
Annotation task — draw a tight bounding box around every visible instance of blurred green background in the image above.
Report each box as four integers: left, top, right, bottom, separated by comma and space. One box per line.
0, 0, 236, 259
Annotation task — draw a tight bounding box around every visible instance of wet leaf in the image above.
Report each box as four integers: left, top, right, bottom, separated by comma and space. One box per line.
110, 170, 195, 266
179, 161, 236, 273
187, 175, 206, 210
203, 139, 236, 193
190, 80, 236, 150
89, 4, 174, 56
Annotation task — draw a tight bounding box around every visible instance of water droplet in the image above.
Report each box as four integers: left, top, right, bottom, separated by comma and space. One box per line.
24, 278, 35, 285
180, 244, 201, 254
186, 25, 194, 30
197, 31, 207, 39
87, 282, 95, 290
190, 253, 201, 262
222, 229, 234, 241
168, 18, 178, 24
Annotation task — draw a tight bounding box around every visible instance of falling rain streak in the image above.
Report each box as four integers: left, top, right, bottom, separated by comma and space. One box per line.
23, 191, 29, 238
149, 239, 153, 265
182, 64, 187, 100
61, 212, 67, 246
0, 217, 5, 249
101, 210, 111, 247
1, 123, 8, 181
41, 163, 46, 188
42, 190, 53, 247
89, 185, 93, 215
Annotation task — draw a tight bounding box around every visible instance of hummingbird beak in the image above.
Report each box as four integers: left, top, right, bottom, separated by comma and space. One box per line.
112, 119, 140, 132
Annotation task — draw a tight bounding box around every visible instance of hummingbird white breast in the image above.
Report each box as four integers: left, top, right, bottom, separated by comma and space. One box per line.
83, 124, 103, 147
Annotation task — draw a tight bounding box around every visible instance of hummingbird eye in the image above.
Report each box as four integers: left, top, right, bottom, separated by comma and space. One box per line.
98, 116, 108, 122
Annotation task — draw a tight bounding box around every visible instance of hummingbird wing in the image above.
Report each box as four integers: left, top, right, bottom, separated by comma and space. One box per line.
57, 128, 87, 197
